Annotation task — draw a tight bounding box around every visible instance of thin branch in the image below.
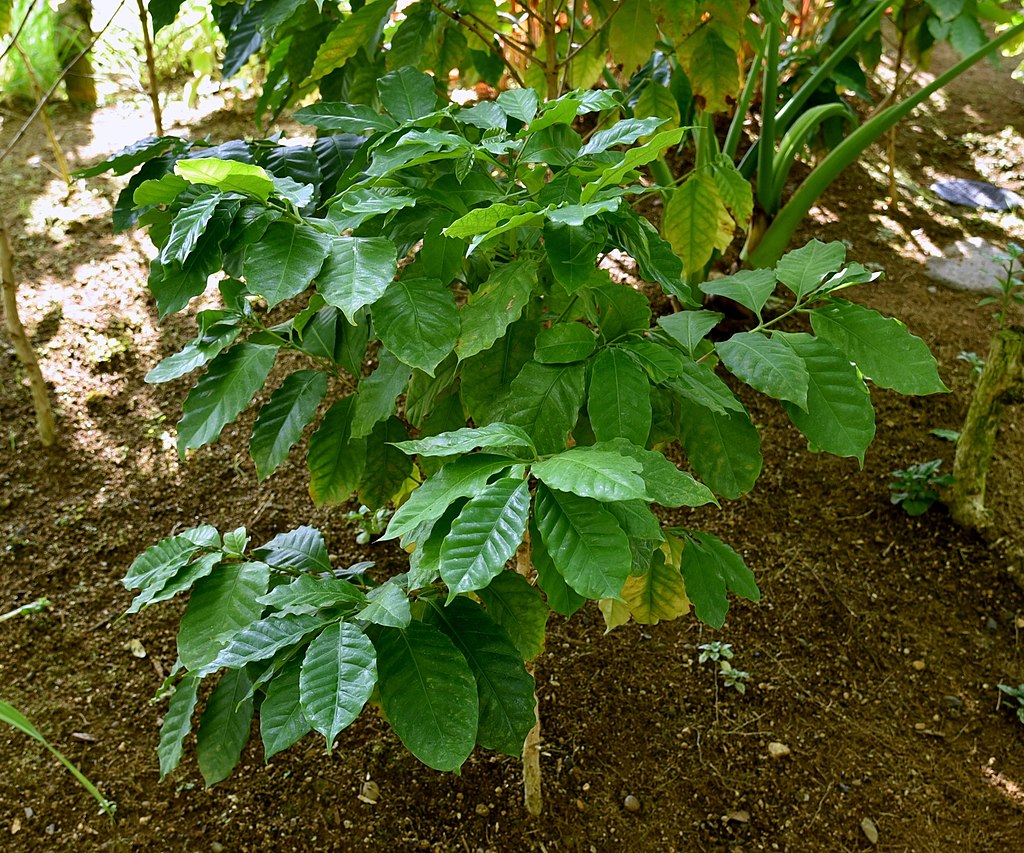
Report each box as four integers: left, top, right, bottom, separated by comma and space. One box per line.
13, 42, 71, 184
0, 0, 40, 66
0, 0, 128, 167
430, 1, 528, 88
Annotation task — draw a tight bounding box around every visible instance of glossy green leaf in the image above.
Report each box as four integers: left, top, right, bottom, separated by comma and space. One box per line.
588, 348, 652, 445
777, 332, 875, 464
293, 102, 399, 133
378, 67, 437, 121
533, 484, 632, 601
443, 203, 542, 240
76, 135, 178, 178
679, 531, 759, 629
460, 316, 538, 423
196, 668, 254, 786
394, 423, 535, 458
676, 399, 762, 499
250, 370, 329, 480
717, 331, 810, 409
455, 260, 536, 361
178, 562, 271, 671
127, 551, 220, 614
351, 351, 412, 439
809, 300, 948, 395
307, 0, 394, 82
317, 236, 398, 323
145, 321, 241, 384
669, 359, 744, 415
257, 573, 366, 616
493, 362, 585, 456
581, 127, 688, 202
775, 239, 846, 298
175, 158, 274, 200
161, 192, 221, 265
356, 582, 412, 628
477, 571, 548, 661
533, 323, 597, 364
307, 397, 367, 507
123, 524, 218, 592
203, 612, 330, 674
254, 525, 331, 574
357, 416, 417, 510
426, 598, 536, 756
599, 438, 716, 508
300, 621, 377, 750
158, 674, 200, 779
496, 88, 539, 123
532, 446, 648, 502
372, 622, 478, 772
699, 268, 777, 316
440, 478, 531, 599
242, 222, 331, 307
605, 499, 662, 576
544, 219, 603, 292
260, 656, 312, 760
373, 277, 460, 375
531, 518, 586, 616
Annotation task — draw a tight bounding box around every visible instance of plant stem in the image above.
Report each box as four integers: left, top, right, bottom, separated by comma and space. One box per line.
756, 18, 780, 208
516, 533, 543, 817
723, 30, 767, 161
136, 0, 164, 135
12, 43, 71, 185
541, 0, 559, 99
0, 216, 56, 447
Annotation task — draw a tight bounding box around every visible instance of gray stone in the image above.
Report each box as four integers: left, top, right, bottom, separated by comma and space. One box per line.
924, 237, 1006, 296
931, 179, 1024, 210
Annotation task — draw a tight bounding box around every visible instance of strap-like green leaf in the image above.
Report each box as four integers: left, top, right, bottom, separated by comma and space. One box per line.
307, 397, 367, 507
717, 331, 810, 409
588, 349, 652, 445
371, 622, 479, 772
477, 571, 548, 661
439, 478, 531, 599
254, 526, 331, 574
317, 236, 398, 323
532, 484, 632, 601
158, 674, 200, 779
250, 370, 329, 480
260, 656, 312, 760
373, 277, 460, 375
177, 343, 277, 457
675, 398, 762, 500
678, 530, 759, 629
196, 668, 254, 786
300, 621, 377, 750
242, 222, 331, 307
532, 446, 648, 502
426, 598, 536, 757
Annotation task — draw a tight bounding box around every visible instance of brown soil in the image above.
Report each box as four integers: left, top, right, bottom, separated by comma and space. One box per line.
2, 48, 1023, 853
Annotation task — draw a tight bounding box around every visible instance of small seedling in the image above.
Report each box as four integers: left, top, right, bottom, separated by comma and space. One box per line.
929, 428, 960, 443
719, 662, 751, 694
0, 598, 50, 622
889, 459, 954, 516
998, 683, 1024, 724
957, 351, 986, 377
698, 641, 734, 664
978, 242, 1024, 330
343, 505, 393, 545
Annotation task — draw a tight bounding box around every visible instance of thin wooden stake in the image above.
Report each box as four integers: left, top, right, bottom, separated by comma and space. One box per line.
0, 217, 56, 447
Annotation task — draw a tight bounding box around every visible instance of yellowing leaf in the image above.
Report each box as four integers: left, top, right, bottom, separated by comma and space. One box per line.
622, 550, 690, 625
662, 172, 731, 273
598, 597, 631, 632
677, 24, 741, 113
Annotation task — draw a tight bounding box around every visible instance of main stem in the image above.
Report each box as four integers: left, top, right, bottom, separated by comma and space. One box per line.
0, 216, 56, 446
516, 535, 542, 817
135, 0, 164, 135
541, 0, 559, 100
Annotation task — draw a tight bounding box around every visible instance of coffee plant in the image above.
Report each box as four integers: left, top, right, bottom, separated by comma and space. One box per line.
91, 73, 947, 804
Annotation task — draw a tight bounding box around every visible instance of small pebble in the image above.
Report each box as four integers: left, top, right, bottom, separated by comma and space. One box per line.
767, 741, 791, 759
912, 660, 926, 671
624, 795, 641, 813
861, 816, 879, 845
575, 798, 586, 812
358, 780, 380, 805
211, 844, 224, 853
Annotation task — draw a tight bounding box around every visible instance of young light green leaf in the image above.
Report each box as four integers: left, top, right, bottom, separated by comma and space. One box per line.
657, 310, 723, 353
254, 525, 331, 574
158, 674, 200, 780
242, 222, 331, 307
581, 127, 688, 202
533, 323, 597, 364
809, 300, 948, 395
196, 668, 254, 786
455, 260, 536, 361
260, 657, 312, 760
250, 370, 329, 480
588, 349, 652, 445
492, 362, 585, 456
439, 478, 531, 599
393, 423, 535, 458
372, 277, 460, 375
775, 239, 846, 298
177, 343, 277, 457
716, 331, 810, 409
533, 484, 632, 601
317, 236, 398, 323
372, 622, 479, 772
300, 621, 377, 750
678, 531, 759, 629
598, 438, 717, 508
426, 598, 536, 757
532, 446, 648, 502
356, 582, 412, 628
699, 268, 778, 316
676, 399, 762, 500
776, 332, 875, 464
307, 397, 367, 507
477, 571, 548, 661
351, 351, 412, 439
175, 159, 274, 200
443, 203, 543, 240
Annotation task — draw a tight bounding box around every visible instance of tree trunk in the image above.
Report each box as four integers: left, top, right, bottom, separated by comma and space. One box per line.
57, 0, 97, 109
515, 534, 542, 817
950, 327, 1024, 530
0, 217, 57, 447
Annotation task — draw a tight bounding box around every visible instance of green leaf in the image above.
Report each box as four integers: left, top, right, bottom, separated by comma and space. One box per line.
307, 397, 367, 507
460, 316, 538, 423
394, 423, 535, 458
161, 192, 221, 265
177, 344, 277, 457
677, 24, 741, 114
699, 268, 777, 316
257, 573, 365, 616
378, 67, 438, 122
250, 371, 328, 480
134, 173, 189, 206
293, 102, 399, 133
775, 240, 846, 298
634, 82, 681, 131
599, 438, 716, 508
711, 155, 753, 226
544, 220, 602, 293
358, 416, 417, 510
123, 525, 218, 591
317, 237, 398, 324
605, 499, 662, 576
530, 518, 585, 616
477, 572, 548, 661
679, 531, 759, 629
493, 362, 585, 456
254, 525, 331, 574
608, 209, 692, 303
300, 621, 377, 750
204, 613, 331, 674
532, 446, 648, 502
716, 331, 810, 409
455, 260, 536, 361
533, 484, 632, 601
439, 478, 531, 599
158, 675, 200, 779
178, 562, 272, 671
426, 598, 536, 756
669, 360, 744, 415
126, 551, 221, 614
579, 117, 668, 156
76, 135, 179, 178
676, 399, 762, 500
145, 320, 241, 384
809, 300, 948, 395
351, 351, 412, 439
175, 159, 274, 200
260, 657, 312, 759
307, 0, 394, 83
663, 172, 731, 274
534, 323, 597, 364
588, 349, 652, 445
372, 622, 479, 772
373, 278, 460, 375
196, 668, 254, 786
657, 310, 723, 354
496, 88, 539, 123
589, 279, 653, 340
243, 222, 331, 308
356, 582, 412, 627
581, 127, 689, 202
622, 549, 690, 625
385, 454, 514, 542
443, 203, 542, 240
776, 332, 875, 464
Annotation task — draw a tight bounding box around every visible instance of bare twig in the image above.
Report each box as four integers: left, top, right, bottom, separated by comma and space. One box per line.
13, 43, 72, 185
0, 0, 40, 66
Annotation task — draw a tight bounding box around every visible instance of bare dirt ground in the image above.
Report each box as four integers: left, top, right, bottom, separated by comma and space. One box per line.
1, 47, 1023, 853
